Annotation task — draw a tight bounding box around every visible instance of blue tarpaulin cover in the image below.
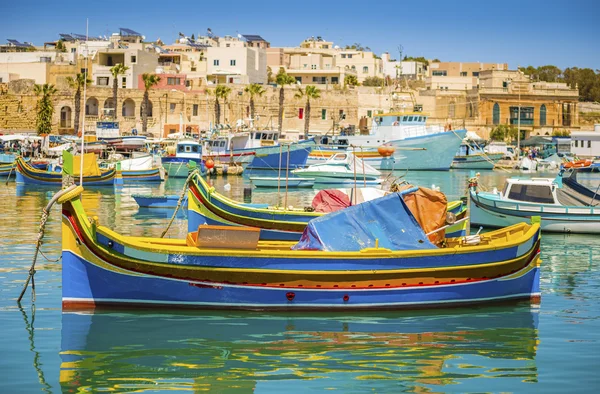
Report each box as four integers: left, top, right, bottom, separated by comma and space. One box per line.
292, 192, 436, 251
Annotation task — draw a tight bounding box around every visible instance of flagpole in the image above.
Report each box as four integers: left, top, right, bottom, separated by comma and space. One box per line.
79, 18, 89, 185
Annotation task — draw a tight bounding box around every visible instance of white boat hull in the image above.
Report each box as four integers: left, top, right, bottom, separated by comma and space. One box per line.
250, 177, 315, 188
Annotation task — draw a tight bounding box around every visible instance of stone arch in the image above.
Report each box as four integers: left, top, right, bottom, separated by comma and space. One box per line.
60, 106, 72, 128
493, 103, 500, 125
122, 98, 136, 117
140, 100, 153, 117
103, 98, 116, 117
85, 97, 99, 116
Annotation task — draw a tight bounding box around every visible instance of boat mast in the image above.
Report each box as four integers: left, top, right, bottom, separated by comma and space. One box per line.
79, 18, 89, 185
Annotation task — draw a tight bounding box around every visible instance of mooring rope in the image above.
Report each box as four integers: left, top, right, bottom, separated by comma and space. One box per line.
17, 184, 78, 304
160, 168, 199, 238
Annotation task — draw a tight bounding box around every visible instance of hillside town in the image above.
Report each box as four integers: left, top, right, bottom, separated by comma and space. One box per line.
0, 28, 595, 143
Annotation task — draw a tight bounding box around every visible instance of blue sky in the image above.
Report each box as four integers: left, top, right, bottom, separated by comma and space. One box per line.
2, 0, 599, 69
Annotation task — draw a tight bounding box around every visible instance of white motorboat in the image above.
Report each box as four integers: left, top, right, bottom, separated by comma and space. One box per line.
249, 176, 315, 188
293, 152, 382, 185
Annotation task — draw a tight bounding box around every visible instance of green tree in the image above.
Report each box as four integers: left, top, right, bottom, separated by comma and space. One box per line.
109, 63, 129, 119
213, 85, 231, 125
489, 124, 518, 142
66, 73, 91, 135
141, 73, 161, 134
275, 68, 296, 132
294, 85, 321, 138
266, 66, 274, 83
403, 56, 429, 66
344, 74, 359, 87
362, 76, 384, 87
552, 128, 571, 137
431, 58, 441, 63
190, 34, 195, 41
244, 83, 266, 126
55, 39, 66, 52
33, 84, 57, 135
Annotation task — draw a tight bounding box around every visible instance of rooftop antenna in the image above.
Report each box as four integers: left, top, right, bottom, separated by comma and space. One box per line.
396, 44, 403, 88
80, 18, 89, 185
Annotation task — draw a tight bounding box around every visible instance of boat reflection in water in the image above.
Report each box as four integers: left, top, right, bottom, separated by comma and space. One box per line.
60, 305, 539, 392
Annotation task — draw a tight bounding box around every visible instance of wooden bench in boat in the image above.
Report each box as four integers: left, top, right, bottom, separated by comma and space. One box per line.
186, 225, 260, 249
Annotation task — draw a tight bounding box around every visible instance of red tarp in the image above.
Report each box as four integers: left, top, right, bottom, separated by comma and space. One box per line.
312, 189, 351, 213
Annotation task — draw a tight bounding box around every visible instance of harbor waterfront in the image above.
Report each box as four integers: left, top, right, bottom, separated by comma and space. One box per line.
0, 170, 599, 392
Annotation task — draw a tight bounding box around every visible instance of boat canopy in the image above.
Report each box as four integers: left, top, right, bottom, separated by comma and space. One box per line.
373, 113, 428, 127
292, 192, 436, 251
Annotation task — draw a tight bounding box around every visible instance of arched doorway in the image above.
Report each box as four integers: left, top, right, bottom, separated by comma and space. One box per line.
122, 99, 135, 117
140, 100, 153, 117
103, 98, 116, 118
493, 103, 500, 125
540, 104, 547, 126
85, 97, 99, 116
60, 106, 72, 128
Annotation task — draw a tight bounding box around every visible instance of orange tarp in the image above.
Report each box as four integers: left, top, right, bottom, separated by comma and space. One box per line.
399, 185, 448, 245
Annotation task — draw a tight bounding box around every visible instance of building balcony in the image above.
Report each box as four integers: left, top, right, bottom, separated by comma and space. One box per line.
478, 86, 579, 97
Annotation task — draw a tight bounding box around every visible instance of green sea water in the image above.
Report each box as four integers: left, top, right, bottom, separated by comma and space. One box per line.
0, 170, 599, 393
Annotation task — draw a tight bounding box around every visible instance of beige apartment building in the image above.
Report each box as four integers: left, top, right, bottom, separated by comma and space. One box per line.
267, 37, 383, 86
427, 61, 508, 78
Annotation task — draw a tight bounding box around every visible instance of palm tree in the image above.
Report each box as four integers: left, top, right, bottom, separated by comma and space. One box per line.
275, 68, 296, 132
33, 84, 57, 135
295, 85, 321, 138
109, 63, 129, 119
66, 73, 91, 135
213, 85, 231, 125
244, 83, 265, 128
141, 73, 161, 134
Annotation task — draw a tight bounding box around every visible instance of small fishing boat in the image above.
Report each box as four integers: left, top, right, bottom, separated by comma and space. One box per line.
188, 174, 468, 241
249, 176, 315, 188
133, 194, 187, 209
470, 173, 600, 233
61, 184, 541, 310
293, 152, 382, 185
15, 155, 115, 186
161, 140, 205, 178
451, 144, 504, 170
108, 155, 164, 182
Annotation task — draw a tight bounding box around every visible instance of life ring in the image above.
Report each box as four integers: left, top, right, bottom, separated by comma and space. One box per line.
392, 121, 399, 126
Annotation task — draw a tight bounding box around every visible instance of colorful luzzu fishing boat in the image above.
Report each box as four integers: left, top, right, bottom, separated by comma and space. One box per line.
189, 174, 468, 241
15, 155, 116, 186
469, 172, 600, 233
61, 183, 541, 310
108, 155, 164, 183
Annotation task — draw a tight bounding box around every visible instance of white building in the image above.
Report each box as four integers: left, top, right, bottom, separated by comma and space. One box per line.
381, 53, 426, 81
571, 125, 600, 157
204, 35, 267, 84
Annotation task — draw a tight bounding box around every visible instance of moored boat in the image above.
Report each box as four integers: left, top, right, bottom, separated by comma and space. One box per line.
452, 144, 504, 170
470, 173, 600, 233
133, 194, 188, 208
15, 155, 115, 186
161, 139, 206, 178
61, 185, 541, 310
250, 176, 315, 188
293, 152, 382, 185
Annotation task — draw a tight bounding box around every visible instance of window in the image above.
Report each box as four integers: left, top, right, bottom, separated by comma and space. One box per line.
131, 55, 137, 63
432, 70, 447, 76
192, 145, 199, 153
169, 103, 175, 113
295, 76, 302, 83
0, 77, 2, 83
341, 54, 347, 58
185, 80, 191, 87
321, 109, 327, 120
167, 77, 181, 85
493, 103, 500, 125
510, 107, 534, 125
331, 76, 338, 84
311, 65, 316, 69
472, 72, 479, 77
540, 104, 547, 126
298, 108, 304, 119
574, 140, 578, 148
230, 60, 236, 66
121, 77, 126, 88
213, 59, 219, 66
347, 54, 353, 59
71, 48, 76, 53
193, 104, 198, 116
351, 65, 356, 71
363, 66, 368, 73
402, 116, 408, 122
460, 71, 468, 77
303, 64, 308, 69
367, 110, 372, 117
226, 43, 230, 48
339, 109, 345, 120
312, 77, 327, 84
508, 184, 554, 204
589, 140, 592, 148
97, 77, 109, 86
39, 56, 51, 63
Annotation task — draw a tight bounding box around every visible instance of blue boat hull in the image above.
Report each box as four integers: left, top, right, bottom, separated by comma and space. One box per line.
246, 145, 311, 170
62, 249, 540, 310
133, 194, 187, 208
121, 168, 163, 182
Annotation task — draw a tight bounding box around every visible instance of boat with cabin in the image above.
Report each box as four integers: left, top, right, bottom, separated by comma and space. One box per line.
60, 183, 541, 311
470, 172, 600, 233
292, 152, 382, 185
452, 143, 504, 170
161, 139, 205, 178
308, 113, 466, 170
95, 121, 147, 151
